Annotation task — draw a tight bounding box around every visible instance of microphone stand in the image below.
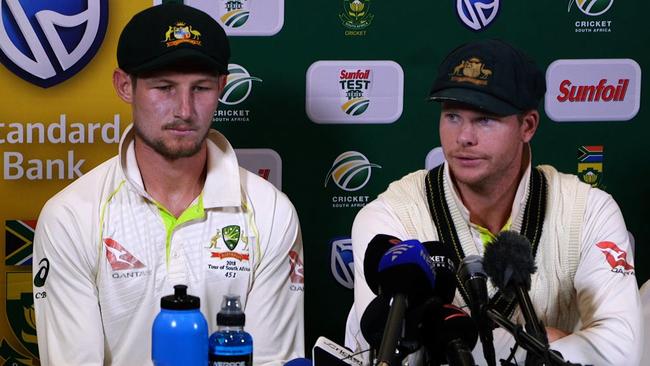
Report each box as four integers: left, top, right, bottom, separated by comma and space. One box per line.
485, 309, 582, 366
377, 294, 407, 366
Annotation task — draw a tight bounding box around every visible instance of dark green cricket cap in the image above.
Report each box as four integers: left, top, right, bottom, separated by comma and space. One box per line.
428, 39, 546, 116
117, 3, 230, 75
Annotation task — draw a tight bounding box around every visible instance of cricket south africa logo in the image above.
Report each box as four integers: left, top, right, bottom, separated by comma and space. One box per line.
456, 0, 499, 31
324, 151, 381, 192
220, 0, 251, 28
0, 0, 109, 87
220, 64, 263, 105
340, 69, 372, 116
568, 0, 614, 16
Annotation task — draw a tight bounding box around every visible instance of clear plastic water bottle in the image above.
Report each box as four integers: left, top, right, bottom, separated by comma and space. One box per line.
152, 284, 208, 365
209, 295, 253, 366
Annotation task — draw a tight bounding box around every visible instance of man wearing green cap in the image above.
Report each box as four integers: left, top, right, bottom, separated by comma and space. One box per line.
33, 3, 304, 365
346, 39, 641, 365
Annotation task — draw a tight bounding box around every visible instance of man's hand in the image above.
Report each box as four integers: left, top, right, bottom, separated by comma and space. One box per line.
545, 326, 569, 342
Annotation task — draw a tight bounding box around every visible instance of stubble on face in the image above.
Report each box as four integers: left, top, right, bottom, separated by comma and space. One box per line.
133, 119, 210, 160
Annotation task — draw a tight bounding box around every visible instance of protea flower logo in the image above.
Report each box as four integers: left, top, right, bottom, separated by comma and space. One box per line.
220, 64, 263, 105
339, 69, 372, 116
456, 0, 499, 31
568, 0, 614, 16
324, 151, 381, 192
220, 0, 251, 28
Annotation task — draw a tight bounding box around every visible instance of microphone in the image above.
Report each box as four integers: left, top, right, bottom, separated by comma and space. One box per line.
483, 231, 547, 345
417, 302, 477, 366
421, 241, 457, 304
458, 255, 496, 366
312, 336, 364, 366
363, 234, 403, 295
374, 240, 437, 365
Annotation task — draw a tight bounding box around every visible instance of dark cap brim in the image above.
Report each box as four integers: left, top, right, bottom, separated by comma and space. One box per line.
124, 48, 228, 75
428, 87, 521, 116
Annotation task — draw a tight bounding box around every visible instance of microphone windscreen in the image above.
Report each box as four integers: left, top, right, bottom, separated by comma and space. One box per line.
421, 304, 478, 363
421, 241, 458, 303
359, 293, 391, 349
363, 234, 402, 294
377, 240, 437, 297
483, 230, 537, 294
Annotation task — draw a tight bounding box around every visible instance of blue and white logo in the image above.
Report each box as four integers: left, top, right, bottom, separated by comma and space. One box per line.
456, 0, 499, 31
330, 237, 354, 289
0, 0, 109, 88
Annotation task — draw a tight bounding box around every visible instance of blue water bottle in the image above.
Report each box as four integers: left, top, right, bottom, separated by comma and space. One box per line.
209, 295, 253, 366
152, 284, 208, 365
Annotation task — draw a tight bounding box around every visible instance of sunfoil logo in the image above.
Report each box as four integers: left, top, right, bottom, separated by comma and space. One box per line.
340, 69, 371, 115
324, 151, 381, 192
220, 64, 262, 105
0, 0, 108, 88
456, 0, 499, 31
568, 0, 613, 16
220, 0, 250, 28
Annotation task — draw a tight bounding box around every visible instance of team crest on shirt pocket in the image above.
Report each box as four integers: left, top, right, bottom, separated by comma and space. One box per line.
206, 225, 251, 279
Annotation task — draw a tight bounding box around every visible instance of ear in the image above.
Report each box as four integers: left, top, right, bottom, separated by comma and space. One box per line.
217, 74, 227, 97
113, 68, 134, 103
520, 110, 539, 143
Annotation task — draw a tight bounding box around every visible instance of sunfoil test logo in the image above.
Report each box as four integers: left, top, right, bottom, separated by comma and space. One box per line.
456, 0, 499, 31
306, 61, 404, 124
340, 69, 371, 116
220, 0, 251, 28
214, 64, 262, 123
159, 0, 284, 36
0, 0, 108, 88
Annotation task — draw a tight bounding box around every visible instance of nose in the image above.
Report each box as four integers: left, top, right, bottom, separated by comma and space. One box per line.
174, 88, 193, 121
457, 121, 477, 147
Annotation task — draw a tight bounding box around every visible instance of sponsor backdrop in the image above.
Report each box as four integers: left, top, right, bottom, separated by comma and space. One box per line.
0, 0, 648, 362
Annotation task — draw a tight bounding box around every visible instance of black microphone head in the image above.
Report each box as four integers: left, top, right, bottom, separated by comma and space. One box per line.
363, 234, 402, 294
421, 241, 457, 303
419, 303, 478, 364
483, 231, 537, 295
360, 293, 391, 349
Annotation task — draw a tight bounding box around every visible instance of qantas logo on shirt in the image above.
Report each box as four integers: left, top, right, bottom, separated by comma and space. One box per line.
288, 250, 304, 292
103, 238, 146, 270
596, 241, 634, 275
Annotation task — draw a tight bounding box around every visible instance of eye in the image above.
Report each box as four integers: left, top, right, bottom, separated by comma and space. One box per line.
154, 85, 172, 91
444, 112, 460, 123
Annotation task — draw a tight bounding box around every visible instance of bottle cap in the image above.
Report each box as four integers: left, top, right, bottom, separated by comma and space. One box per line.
216, 294, 245, 326
160, 284, 201, 310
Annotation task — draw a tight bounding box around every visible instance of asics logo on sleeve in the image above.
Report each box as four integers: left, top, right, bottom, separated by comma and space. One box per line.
103, 238, 146, 270
596, 241, 634, 271
34, 258, 50, 287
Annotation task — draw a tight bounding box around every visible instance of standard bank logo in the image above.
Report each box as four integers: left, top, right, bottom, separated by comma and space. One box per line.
324, 151, 381, 192
568, 0, 613, 16
545, 59, 641, 122
220, 64, 263, 105
0, 0, 108, 88
330, 237, 354, 289
157, 0, 284, 36
306, 61, 404, 124
456, 0, 499, 31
